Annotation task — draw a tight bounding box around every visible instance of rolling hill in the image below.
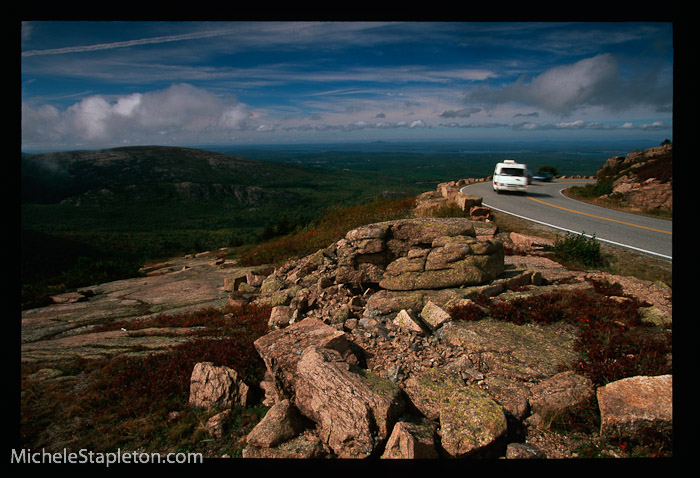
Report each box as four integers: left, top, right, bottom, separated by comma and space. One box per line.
21, 145, 416, 233
20, 145, 419, 306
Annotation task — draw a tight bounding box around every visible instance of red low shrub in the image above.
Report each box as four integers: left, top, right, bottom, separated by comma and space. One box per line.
450, 287, 670, 387
86, 304, 271, 417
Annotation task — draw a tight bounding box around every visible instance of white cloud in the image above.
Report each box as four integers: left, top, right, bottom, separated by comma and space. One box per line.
499, 54, 619, 115
113, 93, 142, 116
22, 84, 253, 148
466, 53, 671, 117
440, 119, 671, 133
22, 28, 237, 57
64, 96, 114, 141
440, 108, 481, 118
640, 121, 669, 131
555, 120, 587, 129
21, 102, 61, 143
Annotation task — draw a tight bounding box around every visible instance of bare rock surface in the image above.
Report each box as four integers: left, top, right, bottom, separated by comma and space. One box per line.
252, 318, 357, 399
21, 251, 258, 363
189, 361, 251, 409
21, 211, 673, 459
597, 374, 672, 443
245, 399, 310, 448
527, 371, 595, 428
598, 143, 672, 212
381, 418, 439, 459
293, 345, 405, 458
402, 368, 507, 457
241, 217, 672, 459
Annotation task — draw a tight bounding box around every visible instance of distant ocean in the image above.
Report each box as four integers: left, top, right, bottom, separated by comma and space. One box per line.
205, 139, 657, 155
201, 139, 662, 179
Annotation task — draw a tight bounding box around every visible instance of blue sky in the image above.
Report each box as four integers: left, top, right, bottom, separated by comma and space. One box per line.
21, 21, 674, 151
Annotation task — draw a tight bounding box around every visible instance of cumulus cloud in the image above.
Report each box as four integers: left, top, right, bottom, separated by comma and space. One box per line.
509, 120, 671, 132
466, 53, 671, 116
22, 83, 253, 148
21, 103, 61, 143
440, 122, 507, 129
286, 118, 431, 134
439, 119, 671, 132
409, 119, 427, 128
496, 54, 619, 115
440, 107, 481, 119
554, 120, 587, 129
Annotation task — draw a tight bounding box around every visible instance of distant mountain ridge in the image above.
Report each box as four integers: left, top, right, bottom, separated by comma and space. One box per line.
21, 145, 416, 264
21, 145, 313, 205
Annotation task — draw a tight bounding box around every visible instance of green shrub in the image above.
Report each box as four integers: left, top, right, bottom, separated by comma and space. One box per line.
552, 232, 603, 267
237, 196, 416, 266
538, 165, 559, 176
569, 181, 613, 198
65, 256, 144, 289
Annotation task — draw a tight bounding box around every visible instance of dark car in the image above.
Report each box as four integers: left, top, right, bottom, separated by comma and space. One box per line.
533, 171, 553, 181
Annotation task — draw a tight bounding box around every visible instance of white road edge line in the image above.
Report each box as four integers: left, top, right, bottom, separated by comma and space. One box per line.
481, 200, 672, 261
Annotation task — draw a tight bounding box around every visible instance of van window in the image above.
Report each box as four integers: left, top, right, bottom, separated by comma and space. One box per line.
499, 168, 525, 176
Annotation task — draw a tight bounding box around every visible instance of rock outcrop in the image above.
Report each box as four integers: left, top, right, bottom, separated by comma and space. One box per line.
526, 371, 595, 428
597, 374, 672, 444
189, 361, 252, 409
245, 318, 406, 458
381, 417, 439, 459
294, 346, 405, 458
597, 143, 672, 212
21, 183, 673, 459
402, 368, 507, 458
252, 217, 506, 323
413, 178, 495, 221
224, 216, 673, 459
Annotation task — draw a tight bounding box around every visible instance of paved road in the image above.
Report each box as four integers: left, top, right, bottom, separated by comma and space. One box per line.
461, 179, 672, 260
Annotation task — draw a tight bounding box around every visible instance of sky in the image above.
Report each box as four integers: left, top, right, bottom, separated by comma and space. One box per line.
20, 21, 674, 151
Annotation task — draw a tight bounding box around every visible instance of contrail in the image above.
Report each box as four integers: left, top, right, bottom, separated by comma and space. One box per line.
22, 29, 234, 57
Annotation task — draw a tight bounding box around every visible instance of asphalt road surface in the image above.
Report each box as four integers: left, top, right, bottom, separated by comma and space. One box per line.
461, 179, 672, 260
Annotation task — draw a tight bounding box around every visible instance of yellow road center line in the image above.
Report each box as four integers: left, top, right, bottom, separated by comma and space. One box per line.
527, 196, 672, 235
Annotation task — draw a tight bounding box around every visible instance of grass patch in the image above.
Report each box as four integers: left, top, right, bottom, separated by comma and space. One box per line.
419, 201, 470, 218
563, 186, 672, 221
567, 181, 614, 199
488, 209, 671, 286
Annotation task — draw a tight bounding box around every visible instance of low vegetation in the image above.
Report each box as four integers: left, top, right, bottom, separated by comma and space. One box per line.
20, 272, 671, 458
487, 209, 671, 287
565, 141, 672, 220
448, 280, 672, 457
20, 144, 672, 459
235, 196, 417, 266
567, 180, 614, 199
20, 304, 272, 457
551, 232, 604, 268
451, 279, 671, 387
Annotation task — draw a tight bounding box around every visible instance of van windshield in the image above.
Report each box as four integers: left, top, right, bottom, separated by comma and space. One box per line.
500, 168, 525, 176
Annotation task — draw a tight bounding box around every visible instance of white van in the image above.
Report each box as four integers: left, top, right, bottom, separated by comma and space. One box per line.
493, 160, 528, 193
